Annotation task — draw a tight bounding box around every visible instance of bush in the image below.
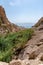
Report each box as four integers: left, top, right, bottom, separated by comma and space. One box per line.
0, 29, 34, 62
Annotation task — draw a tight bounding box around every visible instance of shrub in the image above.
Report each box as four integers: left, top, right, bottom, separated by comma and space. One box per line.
0, 29, 34, 62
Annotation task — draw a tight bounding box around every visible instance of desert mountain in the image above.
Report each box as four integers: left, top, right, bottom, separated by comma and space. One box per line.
0, 6, 21, 34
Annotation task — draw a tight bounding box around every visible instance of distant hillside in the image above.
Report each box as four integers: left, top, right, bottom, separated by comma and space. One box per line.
0, 6, 21, 34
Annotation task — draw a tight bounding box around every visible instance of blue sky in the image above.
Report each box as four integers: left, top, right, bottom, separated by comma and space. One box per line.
0, 0, 43, 24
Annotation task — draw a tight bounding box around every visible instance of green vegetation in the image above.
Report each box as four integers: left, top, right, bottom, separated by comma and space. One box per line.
0, 29, 34, 62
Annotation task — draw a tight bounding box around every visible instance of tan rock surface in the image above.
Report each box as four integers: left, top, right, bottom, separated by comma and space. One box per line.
0, 62, 8, 65
9, 59, 43, 65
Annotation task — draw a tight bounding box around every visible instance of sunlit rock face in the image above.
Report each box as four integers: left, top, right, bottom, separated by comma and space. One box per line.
0, 6, 10, 24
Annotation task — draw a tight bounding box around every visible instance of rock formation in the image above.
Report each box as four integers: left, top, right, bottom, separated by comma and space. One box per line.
0, 6, 21, 34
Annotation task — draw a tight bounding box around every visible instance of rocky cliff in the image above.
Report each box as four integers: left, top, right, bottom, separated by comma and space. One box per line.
0, 6, 21, 34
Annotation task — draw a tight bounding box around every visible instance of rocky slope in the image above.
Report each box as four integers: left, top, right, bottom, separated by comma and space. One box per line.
18, 17, 43, 59
0, 6, 21, 34
10, 17, 43, 65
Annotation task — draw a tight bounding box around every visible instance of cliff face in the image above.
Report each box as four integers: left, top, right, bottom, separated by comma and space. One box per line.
0, 6, 10, 24
0, 6, 21, 34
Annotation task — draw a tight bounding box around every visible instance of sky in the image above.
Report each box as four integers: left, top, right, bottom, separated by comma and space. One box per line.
0, 0, 43, 24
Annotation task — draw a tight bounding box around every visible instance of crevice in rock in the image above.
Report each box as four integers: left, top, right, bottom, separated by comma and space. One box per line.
40, 55, 43, 61
40, 39, 43, 42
